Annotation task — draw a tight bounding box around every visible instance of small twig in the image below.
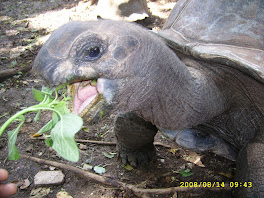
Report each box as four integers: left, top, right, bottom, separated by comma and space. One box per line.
31, 137, 117, 145
31, 137, 172, 148
76, 139, 116, 146
20, 154, 230, 196
77, 139, 172, 149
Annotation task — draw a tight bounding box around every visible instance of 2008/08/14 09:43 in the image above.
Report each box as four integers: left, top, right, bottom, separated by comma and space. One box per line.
180, 181, 253, 188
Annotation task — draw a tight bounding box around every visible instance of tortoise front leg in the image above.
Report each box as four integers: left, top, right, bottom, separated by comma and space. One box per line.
114, 112, 158, 167
235, 140, 264, 197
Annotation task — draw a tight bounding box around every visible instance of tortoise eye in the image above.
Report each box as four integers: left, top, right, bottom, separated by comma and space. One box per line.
88, 47, 100, 58
79, 46, 102, 61
74, 35, 107, 62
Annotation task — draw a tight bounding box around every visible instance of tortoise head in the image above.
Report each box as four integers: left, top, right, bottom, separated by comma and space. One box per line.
33, 20, 174, 117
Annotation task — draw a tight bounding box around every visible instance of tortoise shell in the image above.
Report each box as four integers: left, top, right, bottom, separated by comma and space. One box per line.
158, 0, 264, 83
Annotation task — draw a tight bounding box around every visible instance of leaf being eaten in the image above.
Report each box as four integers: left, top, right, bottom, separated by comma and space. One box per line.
51, 113, 83, 162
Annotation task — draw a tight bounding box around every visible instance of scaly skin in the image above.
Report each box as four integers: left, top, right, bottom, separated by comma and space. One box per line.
114, 112, 157, 167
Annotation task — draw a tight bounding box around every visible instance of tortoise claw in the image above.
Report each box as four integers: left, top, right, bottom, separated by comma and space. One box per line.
117, 142, 156, 167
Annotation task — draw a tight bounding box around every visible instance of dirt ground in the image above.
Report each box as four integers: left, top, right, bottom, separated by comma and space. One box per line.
0, 1, 236, 197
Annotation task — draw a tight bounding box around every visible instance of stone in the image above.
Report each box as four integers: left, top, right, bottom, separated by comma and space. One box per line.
34, 170, 65, 186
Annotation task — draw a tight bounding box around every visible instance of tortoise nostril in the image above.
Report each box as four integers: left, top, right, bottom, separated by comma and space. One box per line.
113, 46, 127, 61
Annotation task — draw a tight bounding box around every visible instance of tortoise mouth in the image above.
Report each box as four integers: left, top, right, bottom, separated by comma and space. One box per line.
68, 80, 102, 117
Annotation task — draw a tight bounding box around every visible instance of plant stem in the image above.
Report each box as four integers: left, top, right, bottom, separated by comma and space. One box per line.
0, 105, 62, 136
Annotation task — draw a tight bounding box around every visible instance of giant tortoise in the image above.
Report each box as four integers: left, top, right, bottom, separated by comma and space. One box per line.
33, 0, 264, 197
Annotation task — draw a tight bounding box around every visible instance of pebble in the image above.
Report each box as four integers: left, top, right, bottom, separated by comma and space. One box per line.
79, 143, 88, 150
34, 171, 65, 186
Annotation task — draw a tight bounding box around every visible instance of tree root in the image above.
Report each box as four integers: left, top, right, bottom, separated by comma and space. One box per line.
0, 65, 32, 81
20, 154, 231, 196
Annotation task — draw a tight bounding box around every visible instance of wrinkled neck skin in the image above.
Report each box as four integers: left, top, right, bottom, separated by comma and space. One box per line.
113, 38, 227, 130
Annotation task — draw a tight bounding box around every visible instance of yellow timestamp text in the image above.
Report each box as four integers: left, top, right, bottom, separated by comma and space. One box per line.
180, 181, 253, 188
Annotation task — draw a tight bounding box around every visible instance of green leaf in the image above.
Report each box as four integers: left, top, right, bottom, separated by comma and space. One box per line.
82, 126, 89, 132
7, 121, 24, 160
34, 110, 40, 122
46, 96, 55, 104
32, 88, 54, 103
179, 169, 193, 177
16, 115, 25, 122
45, 138, 53, 147
93, 166, 106, 174
103, 152, 115, 159
36, 120, 53, 135
51, 113, 83, 162
52, 112, 60, 126
54, 102, 69, 115
91, 79, 97, 86
41, 86, 54, 95
51, 102, 69, 127
32, 88, 45, 102
123, 164, 133, 171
